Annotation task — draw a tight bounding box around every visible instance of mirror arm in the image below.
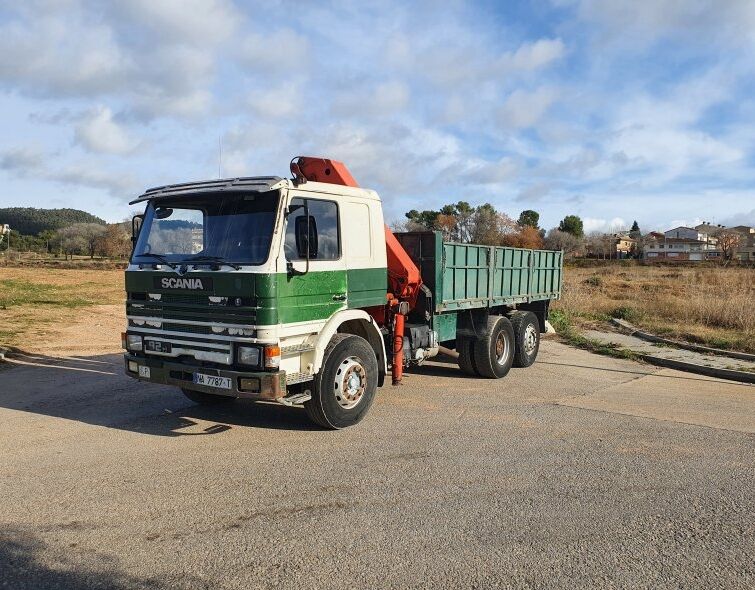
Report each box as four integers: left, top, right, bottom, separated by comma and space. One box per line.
287, 200, 310, 277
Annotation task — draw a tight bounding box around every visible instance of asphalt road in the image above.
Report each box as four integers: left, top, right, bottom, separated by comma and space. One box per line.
1, 341, 753, 589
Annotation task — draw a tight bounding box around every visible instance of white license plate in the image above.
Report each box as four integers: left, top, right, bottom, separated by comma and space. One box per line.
138, 365, 151, 378
193, 373, 232, 390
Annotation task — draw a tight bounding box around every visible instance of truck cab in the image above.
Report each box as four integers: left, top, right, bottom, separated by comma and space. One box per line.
124, 172, 389, 427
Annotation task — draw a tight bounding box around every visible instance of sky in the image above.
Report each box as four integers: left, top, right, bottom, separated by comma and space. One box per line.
0, 0, 754, 233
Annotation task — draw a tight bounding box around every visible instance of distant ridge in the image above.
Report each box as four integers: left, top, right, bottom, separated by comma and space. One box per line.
0, 207, 106, 235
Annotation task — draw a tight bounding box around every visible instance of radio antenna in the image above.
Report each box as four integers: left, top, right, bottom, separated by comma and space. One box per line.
218, 136, 222, 179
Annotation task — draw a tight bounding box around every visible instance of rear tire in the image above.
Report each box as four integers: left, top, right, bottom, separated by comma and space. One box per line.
304, 334, 378, 429
456, 336, 479, 376
509, 311, 540, 368
472, 315, 515, 379
180, 388, 236, 404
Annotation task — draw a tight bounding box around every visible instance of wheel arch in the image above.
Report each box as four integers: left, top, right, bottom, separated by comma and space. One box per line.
313, 310, 387, 386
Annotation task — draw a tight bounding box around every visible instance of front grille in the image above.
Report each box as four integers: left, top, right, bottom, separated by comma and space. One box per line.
159, 293, 208, 305
162, 323, 214, 335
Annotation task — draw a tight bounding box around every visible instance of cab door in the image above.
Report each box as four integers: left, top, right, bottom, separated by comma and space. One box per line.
277, 193, 347, 328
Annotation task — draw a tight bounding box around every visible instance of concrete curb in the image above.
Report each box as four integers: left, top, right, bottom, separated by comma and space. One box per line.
638, 354, 755, 384
610, 318, 755, 362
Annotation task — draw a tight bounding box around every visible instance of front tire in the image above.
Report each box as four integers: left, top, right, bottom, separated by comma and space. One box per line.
304, 334, 378, 429
472, 315, 515, 379
180, 388, 236, 404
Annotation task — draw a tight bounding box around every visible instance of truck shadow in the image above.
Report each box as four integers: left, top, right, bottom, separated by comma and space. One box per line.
0, 352, 320, 436
0, 526, 201, 589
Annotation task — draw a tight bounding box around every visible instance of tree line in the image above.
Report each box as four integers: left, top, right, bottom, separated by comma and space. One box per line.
0, 207, 105, 235
0, 221, 132, 259
393, 202, 587, 254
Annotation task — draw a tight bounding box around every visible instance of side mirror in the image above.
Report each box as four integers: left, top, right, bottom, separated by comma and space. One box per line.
154, 207, 173, 219
287, 203, 304, 216
295, 215, 318, 259
131, 214, 144, 245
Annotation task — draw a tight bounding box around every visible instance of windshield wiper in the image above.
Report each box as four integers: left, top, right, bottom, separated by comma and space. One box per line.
183, 255, 241, 270
140, 253, 178, 270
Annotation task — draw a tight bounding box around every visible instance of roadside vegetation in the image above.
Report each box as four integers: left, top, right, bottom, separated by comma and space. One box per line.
552, 262, 755, 354
0, 268, 123, 350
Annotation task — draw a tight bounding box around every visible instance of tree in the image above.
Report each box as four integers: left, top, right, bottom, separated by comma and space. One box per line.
517, 210, 540, 229
98, 223, 132, 258
503, 225, 545, 249
544, 228, 582, 257
56, 223, 106, 258
717, 230, 742, 262
558, 215, 584, 238
55, 226, 87, 259
405, 209, 439, 230
470, 204, 506, 245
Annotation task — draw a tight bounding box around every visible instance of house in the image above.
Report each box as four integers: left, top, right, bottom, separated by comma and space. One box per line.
614, 234, 636, 257
585, 232, 636, 259
643, 234, 721, 262
728, 225, 755, 262
664, 226, 708, 242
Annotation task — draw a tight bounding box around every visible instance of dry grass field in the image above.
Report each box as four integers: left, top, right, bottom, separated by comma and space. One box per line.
1, 263, 753, 356
553, 263, 755, 354
0, 268, 124, 353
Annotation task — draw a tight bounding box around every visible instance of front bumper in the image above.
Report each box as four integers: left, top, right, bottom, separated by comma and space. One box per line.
124, 353, 286, 400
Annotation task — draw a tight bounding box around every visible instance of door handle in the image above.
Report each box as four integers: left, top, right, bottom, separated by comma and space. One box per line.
332, 293, 347, 301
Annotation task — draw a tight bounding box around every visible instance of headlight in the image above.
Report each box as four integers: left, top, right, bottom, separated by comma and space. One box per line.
126, 334, 143, 351
237, 345, 261, 367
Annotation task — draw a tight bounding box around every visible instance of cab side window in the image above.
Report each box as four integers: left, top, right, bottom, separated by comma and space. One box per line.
285, 197, 340, 260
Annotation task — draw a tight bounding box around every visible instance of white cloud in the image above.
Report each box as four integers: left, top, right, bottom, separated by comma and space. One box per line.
239, 28, 311, 72
75, 107, 139, 154
498, 87, 557, 129
113, 0, 239, 43
248, 88, 300, 119
0, 148, 44, 172
565, 0, 755, 47
331, 81, 410, 118
583, 217, 627, 233
0, 14, 131, 97
500, 38, 565, 72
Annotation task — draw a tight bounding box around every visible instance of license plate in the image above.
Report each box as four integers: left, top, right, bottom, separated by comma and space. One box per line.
193, 373, 232, 390
138, 365, 151, 378
145, 340, 172, 354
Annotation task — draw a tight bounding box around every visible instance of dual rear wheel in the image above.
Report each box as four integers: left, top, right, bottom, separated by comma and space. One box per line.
457, 311, 540, 378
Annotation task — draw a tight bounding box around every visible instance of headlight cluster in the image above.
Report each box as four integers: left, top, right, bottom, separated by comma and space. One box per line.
237, 346, 261, 367
125, 334, 143, 351
236, 344, 280, 369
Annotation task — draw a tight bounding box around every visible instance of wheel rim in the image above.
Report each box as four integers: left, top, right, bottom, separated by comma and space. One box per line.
494, 331, 509, 365
523, 324, 538, 355
333, 356, 367, 409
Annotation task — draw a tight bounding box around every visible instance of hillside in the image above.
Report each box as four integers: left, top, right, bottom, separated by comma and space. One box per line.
0, 207, 106, 235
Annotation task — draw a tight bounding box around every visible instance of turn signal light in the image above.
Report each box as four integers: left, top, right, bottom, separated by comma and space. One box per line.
264, 345, 281, 369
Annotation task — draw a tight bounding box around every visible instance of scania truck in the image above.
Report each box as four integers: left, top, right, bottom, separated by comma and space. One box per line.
123, 157, 563, 428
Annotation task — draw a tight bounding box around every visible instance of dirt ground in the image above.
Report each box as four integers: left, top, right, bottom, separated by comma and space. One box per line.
0, 268, 124, 355
15, 304, 126, 356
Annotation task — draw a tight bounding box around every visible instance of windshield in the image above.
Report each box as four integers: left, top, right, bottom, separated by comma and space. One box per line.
132, 191, 280, 265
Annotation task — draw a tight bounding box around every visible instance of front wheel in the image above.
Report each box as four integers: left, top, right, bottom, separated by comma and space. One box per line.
304, 334, 378, 429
